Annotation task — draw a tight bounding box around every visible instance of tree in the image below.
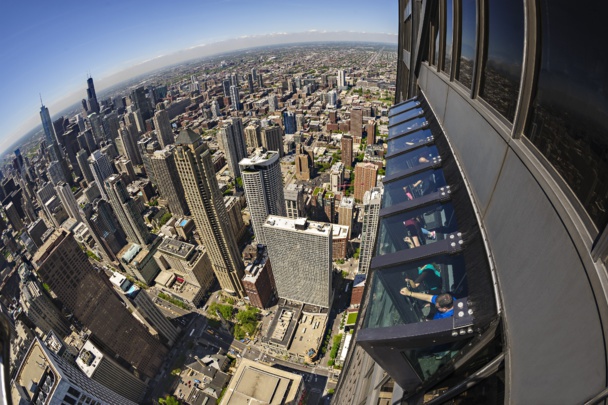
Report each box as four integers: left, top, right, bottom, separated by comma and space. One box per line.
159, 395, 180, 405
159, 212, 172, 226
353, 247, 360, 260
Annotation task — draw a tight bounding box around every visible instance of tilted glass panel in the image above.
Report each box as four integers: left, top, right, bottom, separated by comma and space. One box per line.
431, 5, 440, 66
389, 108, 424, 127
363, 254, 468, 329
387, 129, 433, 156
388, 117, 428, 139
383, 169, 448, 208
525, 0, 608, 230
441, 0, 454, 75
385, 145, 439, 177
479, 0, 524, 122
376, 202, 458, 256
402, 338, 471, 382
389, 100, 420, 117
456, 0, 476, 89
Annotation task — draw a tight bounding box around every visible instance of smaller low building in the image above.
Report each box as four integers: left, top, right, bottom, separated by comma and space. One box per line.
118, 238, 161, 285
222, 358, 305, 405
332, 224, 350, 260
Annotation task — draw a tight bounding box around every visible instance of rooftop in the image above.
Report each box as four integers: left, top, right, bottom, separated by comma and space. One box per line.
332, 224, 349, 239
158, 238, 196, 260
222, 359, 302, 405
263, 216, 331, 237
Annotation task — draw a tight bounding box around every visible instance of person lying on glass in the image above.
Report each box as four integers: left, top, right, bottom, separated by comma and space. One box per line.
399, 285, 454, 320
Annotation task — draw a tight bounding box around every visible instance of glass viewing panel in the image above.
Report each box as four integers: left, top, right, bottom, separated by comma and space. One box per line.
431, 6, 440, 66
387, 129, 433, 156
402, 338, 471, 382
456, 0, 476, 89
441, 0, 454, 75
525, 0, 608, 230
388, 117, 428, 139
385, 145, 439, 177
389, 108, 424, 127
376, 201, 458, 256
363, 254, 468, 329
383, 169, 448, 208
389, 100, 420, 117
479, 0, 524, 122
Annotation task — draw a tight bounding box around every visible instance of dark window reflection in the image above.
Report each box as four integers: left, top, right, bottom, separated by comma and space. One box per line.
456, 0, 476, 89
479, 0, 524, 122
432, 5, 440, 67
389, 117, 427, 139
525, 0, 608, 230
442, 0, 454, 76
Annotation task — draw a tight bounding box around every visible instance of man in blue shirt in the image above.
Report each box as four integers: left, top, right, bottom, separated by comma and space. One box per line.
400, 285, 454, 320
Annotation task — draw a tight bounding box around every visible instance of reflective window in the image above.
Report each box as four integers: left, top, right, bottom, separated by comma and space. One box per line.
385, 145, 440, 176
389, 108, 424, 127
387, 129, 433, 156
403, 338, 471, 381
388, 117, 427, 139
383, 169, 448, 208
441, 0, 454, 76
456, 0, 476, 89
431, 5, 440, 66
376, 202, 458, 256
525, 0, 608, 230
363, 254, 468, 329
389, 99, 419, 117
479, 0, 524, 122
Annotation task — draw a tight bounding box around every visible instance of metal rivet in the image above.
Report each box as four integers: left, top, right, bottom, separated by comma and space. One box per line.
458, 311, 464, 317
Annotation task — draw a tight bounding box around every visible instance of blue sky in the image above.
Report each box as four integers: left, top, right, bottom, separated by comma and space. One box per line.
0, 0, 396, 153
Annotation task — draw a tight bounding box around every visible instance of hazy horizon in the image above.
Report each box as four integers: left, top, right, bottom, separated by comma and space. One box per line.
0, 0, 397, 156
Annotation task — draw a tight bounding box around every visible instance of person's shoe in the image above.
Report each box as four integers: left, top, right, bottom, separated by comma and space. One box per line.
429, 231, 436, 240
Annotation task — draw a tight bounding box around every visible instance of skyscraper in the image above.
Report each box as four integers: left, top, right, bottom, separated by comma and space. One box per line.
247, 73, 254, 93
219, 118, 247, 178
151, 146, 190, 216
341, 134, 354, 168
337, 69, 346, 87
222, 79, 231, 97
55, 181, 82, 222
350, 106, 363, 140
263, 216, 332, 308
245, 122, 261, 149
357, 187, 381, 274
130, 86, 153, 120
174, 129, 245, 297
260, 125, 284, 157
284, 184, 305, 219
230, 85, 241, 110
12, 338, 138, 405
39, 103, 61, 161
32, 229, 167, 379
239, 149, 286, 245
88, 149, 114, 200
153, 108, 174, 148
86, 76, 100, 114
104, 174, 151, 246
283, 111, 297, 135
353, 162, 378, 202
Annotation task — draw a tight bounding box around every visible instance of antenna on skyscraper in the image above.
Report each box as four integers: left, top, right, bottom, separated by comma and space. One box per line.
39, 93, 43, 106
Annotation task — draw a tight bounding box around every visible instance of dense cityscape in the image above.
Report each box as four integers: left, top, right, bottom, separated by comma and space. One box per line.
0, 43, 397, 404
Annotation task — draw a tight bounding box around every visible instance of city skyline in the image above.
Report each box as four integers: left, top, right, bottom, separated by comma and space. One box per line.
0, 0, 397, 154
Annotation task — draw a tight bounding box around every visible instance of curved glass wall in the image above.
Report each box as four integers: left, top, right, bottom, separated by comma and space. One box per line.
525, 0, 608, 230
383, 169, 448, 208
376, 201, 458, 256
363, 254, 468, 329
387, 129, 433, 156
455, 0, 476, 89
479, 0, 524, 122
388, 117, 428, 139
385, 145, 440, 177
441, 0, 453, 76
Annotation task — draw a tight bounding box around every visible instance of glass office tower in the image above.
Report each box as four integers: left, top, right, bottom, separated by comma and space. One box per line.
335, 1, 608, 404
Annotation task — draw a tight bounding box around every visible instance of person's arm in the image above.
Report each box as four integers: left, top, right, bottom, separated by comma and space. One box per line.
400, 286, 434, 303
